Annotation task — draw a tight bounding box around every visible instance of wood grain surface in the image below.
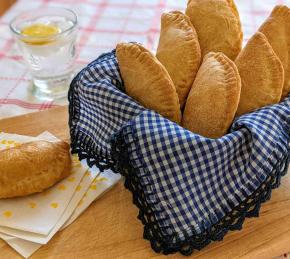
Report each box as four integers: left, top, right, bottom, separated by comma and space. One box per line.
0, 0, 16, 16
0, 106, 290, 259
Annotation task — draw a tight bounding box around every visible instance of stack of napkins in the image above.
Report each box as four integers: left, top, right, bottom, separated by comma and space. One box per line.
0, 131, 121, 258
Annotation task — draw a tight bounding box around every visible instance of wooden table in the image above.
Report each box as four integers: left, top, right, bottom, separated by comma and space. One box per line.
0, 106, 290, 259
0, 0, 16, 16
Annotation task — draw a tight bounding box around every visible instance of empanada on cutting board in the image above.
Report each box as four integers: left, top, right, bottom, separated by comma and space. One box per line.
182, 52, 241, 138
0, 141, 72, 199
185, 0, 242, 60
116, 43, 181, 124
259, 5, 290, 99
156, 11, 201, 109
235, 32, 284, 116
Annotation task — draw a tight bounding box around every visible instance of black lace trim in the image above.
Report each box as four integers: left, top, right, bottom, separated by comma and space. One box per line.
68, 60, 118, 172
109, 130, 289, 255
68, 65, 290, 255
68, 128, 289, 256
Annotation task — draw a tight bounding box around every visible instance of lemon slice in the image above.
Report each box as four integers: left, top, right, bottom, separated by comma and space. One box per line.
21, 23, 60, 45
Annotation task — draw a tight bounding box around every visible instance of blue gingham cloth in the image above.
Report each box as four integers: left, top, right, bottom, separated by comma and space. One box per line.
69, 50, 290, 255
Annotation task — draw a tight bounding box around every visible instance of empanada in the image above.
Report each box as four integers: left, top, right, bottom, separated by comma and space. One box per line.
235, 32, 284, 116
185, 0, 243, 60
259, 5, 290, 99
116, 43, 181, 124
182, 52, 241, 138
0, 141, 72, 199
156, 11, 201, 109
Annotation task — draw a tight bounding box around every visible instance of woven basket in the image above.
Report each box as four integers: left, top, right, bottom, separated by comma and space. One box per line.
68, 50, 290, 255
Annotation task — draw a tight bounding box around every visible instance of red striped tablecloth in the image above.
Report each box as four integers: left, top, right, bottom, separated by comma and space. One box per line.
0, 0, 289, 119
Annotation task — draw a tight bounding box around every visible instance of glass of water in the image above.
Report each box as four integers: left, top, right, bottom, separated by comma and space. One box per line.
10, 7, 77, 100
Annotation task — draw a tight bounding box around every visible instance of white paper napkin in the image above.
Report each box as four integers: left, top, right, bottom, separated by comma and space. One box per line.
0, 132, 88, 235
0, 132, 121, 258
0, 161, 97, 243
62, 169, 121, 228
0, 232, 41, 259
0, 170, 121, 258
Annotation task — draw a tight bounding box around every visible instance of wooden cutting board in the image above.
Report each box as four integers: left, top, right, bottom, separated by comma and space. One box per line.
0, 106, 290, 259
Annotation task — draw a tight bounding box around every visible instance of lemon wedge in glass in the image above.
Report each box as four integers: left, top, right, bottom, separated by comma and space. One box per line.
21, 23, 60, 45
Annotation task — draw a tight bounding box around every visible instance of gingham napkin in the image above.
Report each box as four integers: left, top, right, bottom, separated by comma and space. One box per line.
0, 131, 121, 258
68, 50, 290, 255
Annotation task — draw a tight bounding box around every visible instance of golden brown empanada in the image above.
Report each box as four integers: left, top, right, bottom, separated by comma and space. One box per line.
0, 141, 72, 199
259, 5, 290, 99
185, 0, 243, 60
235, 32, 284, 116
182, 52, 241, 138
116, 42, 181, 124
156, 11, 201, 109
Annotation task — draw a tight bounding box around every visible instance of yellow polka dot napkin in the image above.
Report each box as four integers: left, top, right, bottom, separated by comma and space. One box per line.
0, 170, 121, 258
0, 132, 121, 258
0, 158, 96, 243
62, 169, 120, 229
0, 132, 88, 235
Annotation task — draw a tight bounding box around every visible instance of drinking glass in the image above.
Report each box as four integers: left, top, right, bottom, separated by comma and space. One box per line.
10, 7, 78, 100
